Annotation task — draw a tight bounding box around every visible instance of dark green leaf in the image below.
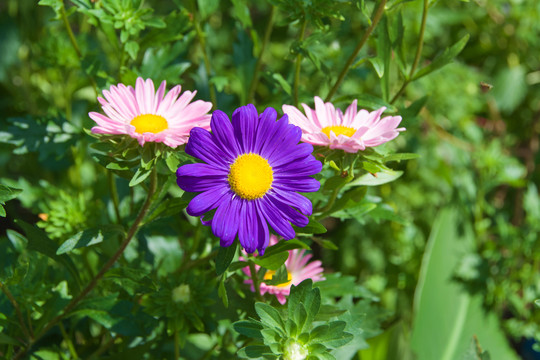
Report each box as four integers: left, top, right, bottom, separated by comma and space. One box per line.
234, 320, 264, 339
216, 241, 238, 275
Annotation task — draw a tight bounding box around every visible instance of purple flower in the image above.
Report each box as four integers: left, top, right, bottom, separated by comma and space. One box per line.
176, 105, 322, 254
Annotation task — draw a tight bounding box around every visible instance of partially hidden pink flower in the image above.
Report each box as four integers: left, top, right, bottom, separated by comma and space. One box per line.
89, 77, 212, 148
283, 96, 405, 153
242, 236, 324, 304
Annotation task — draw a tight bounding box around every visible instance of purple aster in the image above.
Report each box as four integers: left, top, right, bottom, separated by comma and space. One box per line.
176, 104, 322, 254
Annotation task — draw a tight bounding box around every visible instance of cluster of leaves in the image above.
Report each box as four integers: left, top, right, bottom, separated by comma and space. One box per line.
0, 0, 538, 359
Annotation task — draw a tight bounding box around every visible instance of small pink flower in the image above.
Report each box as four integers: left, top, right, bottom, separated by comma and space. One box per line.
89, 77, 212, 148
242, 236, 324, 304
283, 96, 405, 153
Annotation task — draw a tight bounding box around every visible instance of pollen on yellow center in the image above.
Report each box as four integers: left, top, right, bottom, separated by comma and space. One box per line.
130, 114, 168, 134
264, 270, 292, 288
322, 125, 356, 138
228, 153, 273, 200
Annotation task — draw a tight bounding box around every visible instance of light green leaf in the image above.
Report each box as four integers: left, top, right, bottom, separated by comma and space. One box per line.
413, 34, 470, 80
411, 209, 519, 360
57, 225, 124, 255
345, 170, 403, 188
255, 302, 285, 331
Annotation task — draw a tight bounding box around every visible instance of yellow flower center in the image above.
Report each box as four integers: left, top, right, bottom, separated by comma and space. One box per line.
263, 270, 292, 288
322, 125, 356, 138
228, 153, 273, 200
130, 114, 168, 134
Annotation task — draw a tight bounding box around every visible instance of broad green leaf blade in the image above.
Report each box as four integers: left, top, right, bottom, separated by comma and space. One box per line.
252, 251, 288, 271
346, 170, 403, 187
411, 209, 518, 360
233, 320, 264, 339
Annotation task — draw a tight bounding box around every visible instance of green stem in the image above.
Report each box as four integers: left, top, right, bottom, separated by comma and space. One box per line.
59, 322, 78, 359
390, 0, 428, 104
247, 6, 276, 103
293, 18, 307, 107
108, 172, 122, 224
174, 328, 180, 360
0, 283, 31, 342
325, 0, 388, 102
14, 168, 158, 359
193, 8, 217, 108
60, 1, 98, 97
248, 260, 263, 302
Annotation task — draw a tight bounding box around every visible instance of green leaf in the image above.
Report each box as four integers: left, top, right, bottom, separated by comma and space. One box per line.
57, 225, 124, 254
0, 332, 22, 346
382, 153, 420, 162
312, 321, 353, 348
255, 302, 285, 331
218, 275, 229, 308
234, 320, 264, 339
216, 241, 238, 275
0, 184, 22, 217
293, 218, 327, 235
15, 220, 82, 292
144, 197, 190, 225
129, 167, 151, 187
231, 0, 252, 28
411, 209, 519, 360
272, 73, 292, 95
460, 337, 491, 360
345, 170, 403, 187
237, 345, 274, 359
412, 34, 470, 81
288, 280, 320, 330
252, 251, 288, 271
377, 15, 391, 101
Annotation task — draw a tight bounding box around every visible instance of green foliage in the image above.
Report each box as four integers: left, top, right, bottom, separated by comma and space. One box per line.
235, 280, 354, 359
0, 0, 537, 359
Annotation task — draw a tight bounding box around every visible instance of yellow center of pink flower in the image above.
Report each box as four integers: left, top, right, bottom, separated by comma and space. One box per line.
228, 153, 273, 200
130, 114, 168, 134
264, 269, 292, 288
322, 125, 356, 138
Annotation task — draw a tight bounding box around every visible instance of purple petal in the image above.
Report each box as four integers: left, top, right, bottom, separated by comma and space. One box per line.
259, 114, 289, 159
274, 155, 322, 177
210, 110, 242, 158
273, 177, 321, 193
253, 108, 277, 154
255, 206, 270, 255
176, 174, 228, 193
177, 163, 228, 178
232, 104, 258, 153
238, 200, 257, 253
212, 195, 241, 247
270, 189, 313, 216
269, 142, 315, 168
257, 198, 295, 240
186, 186, 230, 217
186, 127, 231, 170
266, 194, 309, 228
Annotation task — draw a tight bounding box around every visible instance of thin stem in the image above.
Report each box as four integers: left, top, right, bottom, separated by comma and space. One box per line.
390, 0, 428, 104
293, 18, 307, 107
193, 8, 217, 108
325, 0, 388, 102
60, 1, 98, 97
174, 328, 180, 360
108, 172, 122, 224
14, 168, 158, 359
58, 322, 78, 359
248, 260, 263, 302
247, 6, 276, 103
0, 283, 31, 341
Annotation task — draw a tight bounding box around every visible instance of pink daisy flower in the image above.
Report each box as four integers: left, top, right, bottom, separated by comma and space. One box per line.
89, 77, 213, 148
242, 236, 324, 304
282, 96, 405, 153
